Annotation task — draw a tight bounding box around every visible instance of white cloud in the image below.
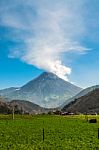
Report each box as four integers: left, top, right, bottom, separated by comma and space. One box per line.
0, 0, 89, 81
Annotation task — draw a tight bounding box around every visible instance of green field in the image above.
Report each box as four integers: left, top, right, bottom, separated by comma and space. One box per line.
0, 115, 99, 150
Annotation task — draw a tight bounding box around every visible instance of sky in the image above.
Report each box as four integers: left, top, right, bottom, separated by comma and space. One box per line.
0, 0, 99, 89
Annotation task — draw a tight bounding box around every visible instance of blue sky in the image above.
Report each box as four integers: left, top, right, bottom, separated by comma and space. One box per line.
0, 0, 99, 89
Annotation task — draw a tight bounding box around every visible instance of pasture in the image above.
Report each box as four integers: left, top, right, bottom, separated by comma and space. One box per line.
0, 114, 99, 150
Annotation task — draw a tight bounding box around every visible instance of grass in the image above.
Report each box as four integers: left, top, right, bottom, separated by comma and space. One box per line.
0, 114, 99, 150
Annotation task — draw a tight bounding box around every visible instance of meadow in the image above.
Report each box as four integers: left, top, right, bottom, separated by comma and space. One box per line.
0, 114, 99, 150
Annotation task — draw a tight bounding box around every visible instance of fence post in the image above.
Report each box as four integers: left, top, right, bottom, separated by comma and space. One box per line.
12, 106, 15, 120
43, 128, 44, 141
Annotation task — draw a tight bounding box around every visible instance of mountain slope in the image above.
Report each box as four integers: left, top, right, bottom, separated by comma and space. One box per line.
10, 100, 48, 114
0, 72, 82, 108
0, 87, 20, 101
0, 97, 48, 114
62, 88, 99, 114
61, 85, 99, 108
0, 96, 5, 102
0, 96, 12, 114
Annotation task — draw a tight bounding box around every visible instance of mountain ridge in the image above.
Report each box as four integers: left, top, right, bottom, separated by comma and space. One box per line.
61, 85, 99, 108
0, 96, 49, 114
62, 88, 99, 114
0, 72, 82, 108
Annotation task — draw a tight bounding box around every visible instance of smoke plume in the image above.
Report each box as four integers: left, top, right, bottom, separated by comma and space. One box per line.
0, 0, 88, 80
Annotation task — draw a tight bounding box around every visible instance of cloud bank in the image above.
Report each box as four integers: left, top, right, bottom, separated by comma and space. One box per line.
0, 0, 88, 80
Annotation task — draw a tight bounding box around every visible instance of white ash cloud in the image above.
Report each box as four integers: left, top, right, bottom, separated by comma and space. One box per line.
0, 0, 88, 80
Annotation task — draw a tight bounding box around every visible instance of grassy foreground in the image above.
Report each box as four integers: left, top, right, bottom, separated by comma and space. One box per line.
0, 114, 99, 150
